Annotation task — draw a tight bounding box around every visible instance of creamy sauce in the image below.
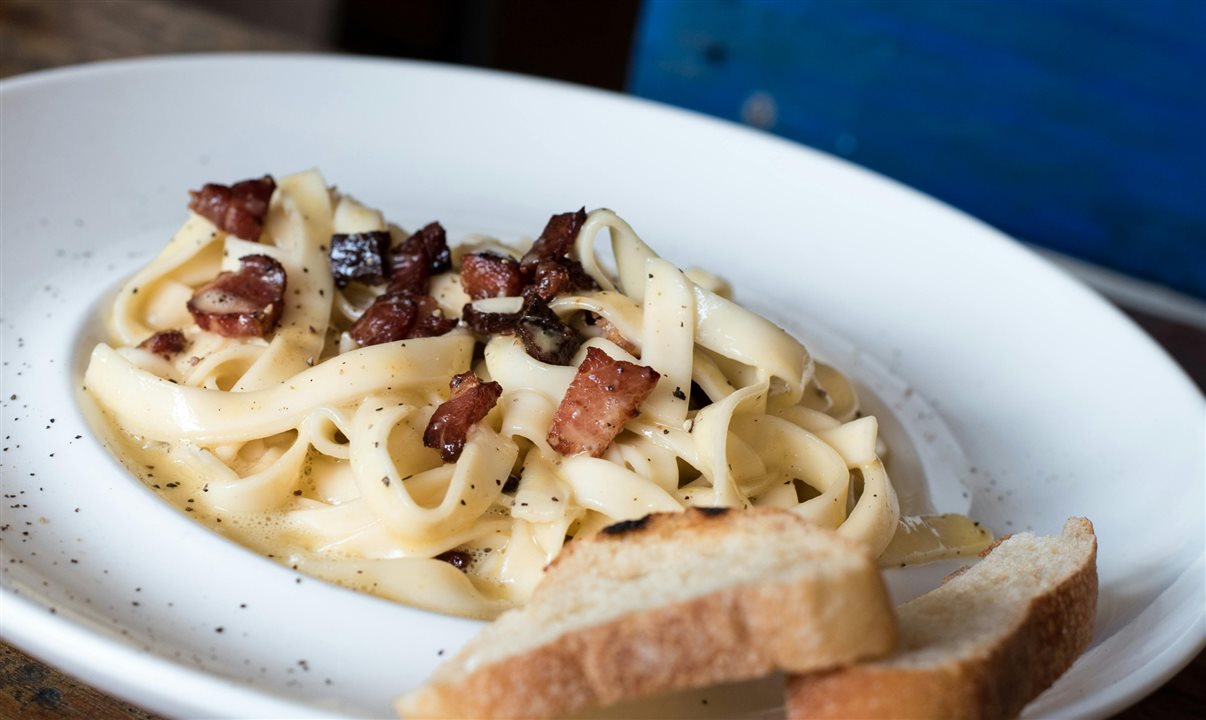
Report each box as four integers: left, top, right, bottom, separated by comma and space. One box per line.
82, 170, 991, 620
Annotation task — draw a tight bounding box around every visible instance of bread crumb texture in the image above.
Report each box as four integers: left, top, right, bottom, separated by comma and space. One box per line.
787, 517, 1097, 720
398, 507, 898, 719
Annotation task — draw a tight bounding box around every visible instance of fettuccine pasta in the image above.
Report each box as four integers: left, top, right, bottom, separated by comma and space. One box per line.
84, 169, 990, 619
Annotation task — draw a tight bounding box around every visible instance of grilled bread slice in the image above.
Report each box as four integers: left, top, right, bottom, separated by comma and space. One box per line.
787, 517, 1097, 720
397, 507, 897, 719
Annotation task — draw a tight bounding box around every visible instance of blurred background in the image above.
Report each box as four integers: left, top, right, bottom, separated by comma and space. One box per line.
2, 0, 1202, 309
0, 2, 1202, 717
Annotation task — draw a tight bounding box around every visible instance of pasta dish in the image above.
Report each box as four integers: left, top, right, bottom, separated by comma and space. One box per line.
83, 169, 989, 619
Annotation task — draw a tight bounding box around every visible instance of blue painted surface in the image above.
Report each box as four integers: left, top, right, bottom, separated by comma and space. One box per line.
629, 0, 1206, 298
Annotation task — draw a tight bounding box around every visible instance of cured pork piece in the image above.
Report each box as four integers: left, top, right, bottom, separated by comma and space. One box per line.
462, 303, 520, 336
523, 256, 597, 302
519, 207, 586, 275
387, 222, 452, 295
137, 329, 187, 358
187, 254, 287, 338
424, 372, 504, 461
460, 252, 524, 300
409, 296, 458, 339
515, 298, 581, 365
461, 296, 583, 366
388, 244, 432, 296
187, 175, 276, 240
548, 347, 660, 457
393, 222, 451, 272
329, 231, 391, 287
349, 293, 456, 347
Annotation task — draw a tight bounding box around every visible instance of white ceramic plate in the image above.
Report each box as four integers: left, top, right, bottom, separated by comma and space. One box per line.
1, 55, 1202, 719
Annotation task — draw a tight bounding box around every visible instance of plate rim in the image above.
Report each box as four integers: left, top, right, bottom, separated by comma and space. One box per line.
1, 51, 1202, 719
1, 52, 1202, 399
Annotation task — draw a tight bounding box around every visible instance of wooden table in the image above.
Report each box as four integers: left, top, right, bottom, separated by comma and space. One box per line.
1, 1, 1201, 717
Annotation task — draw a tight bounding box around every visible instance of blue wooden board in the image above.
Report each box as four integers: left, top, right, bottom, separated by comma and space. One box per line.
629, 0, 1206, 299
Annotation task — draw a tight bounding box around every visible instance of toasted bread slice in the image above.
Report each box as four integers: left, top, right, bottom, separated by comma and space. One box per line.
397, 507, 897, 719
787, 517, 1097, 720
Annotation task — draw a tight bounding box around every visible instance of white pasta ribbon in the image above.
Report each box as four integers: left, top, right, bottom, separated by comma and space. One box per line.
232, 169, 335, 390
85, 334, 474, 442
349, 399, 519, 541
573, 209, 811, 406
187, 430, 310, 513
640, 257, 694, 425
109, 215, 224, 345
87, 181, 983, 619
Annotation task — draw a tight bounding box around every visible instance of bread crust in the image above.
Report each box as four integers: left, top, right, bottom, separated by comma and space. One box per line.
398, 508, 897, 719
786, 517, 1098, 720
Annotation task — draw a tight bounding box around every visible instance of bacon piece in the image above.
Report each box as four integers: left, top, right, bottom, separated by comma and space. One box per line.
461, 252, 524, 300
187, 254, 287, 338
137, 329, 187, 359
386, 222, 450, 295
348, 293, 456, 346
387, 245, 431, 296
423, 372, 503, 462
187, 175, 275, 240
460, 295, 582, 364
519, 208, 587, 276
517, 210, 597, 302
524, 259, 572, 302
568, 260, 599, 291
410, 296, 458, 338
329, 231, 390, 288
462, 303, 520, 336
516, 296, 581, 365
349, 293, 416, 347
393, 222, 451, 275
548, 347, 660, 457
525, 255, 600, 300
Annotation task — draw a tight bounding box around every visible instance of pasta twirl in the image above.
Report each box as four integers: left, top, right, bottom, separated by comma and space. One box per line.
84, 169, 991, 619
